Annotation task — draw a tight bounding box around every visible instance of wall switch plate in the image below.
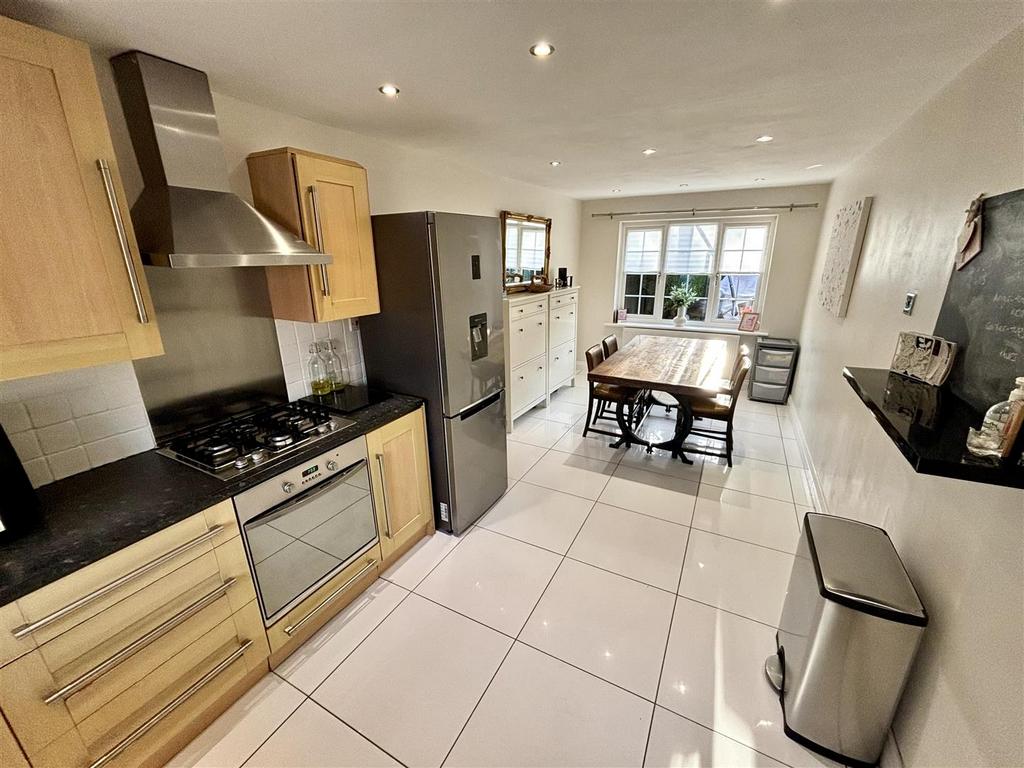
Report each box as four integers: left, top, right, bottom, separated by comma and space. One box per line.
902, 291, 917, 316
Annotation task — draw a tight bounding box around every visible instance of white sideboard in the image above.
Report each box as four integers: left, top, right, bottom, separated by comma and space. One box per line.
503, 287, 579, 430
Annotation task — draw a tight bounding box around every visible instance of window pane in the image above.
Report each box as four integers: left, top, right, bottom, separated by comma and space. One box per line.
718, 274, 759, 299
506, 224, 518, 248
665, 223, 717, 273
716, 299, 756, 320
640, 274, 658, 295
625, 297, 639, 314
745, 226, 767, 249
640, 297, 655, 315
740, 250, 763, 272
624, 228, 662, 272
625, 273, 640, 294
723, 228, 745, 250
662, 274, 711, 319
688, 298, 708, 321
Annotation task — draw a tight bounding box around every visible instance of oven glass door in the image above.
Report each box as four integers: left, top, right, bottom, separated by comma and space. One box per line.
244, 460, 378, 623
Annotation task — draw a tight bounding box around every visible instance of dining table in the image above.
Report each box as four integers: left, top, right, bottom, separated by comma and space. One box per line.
587, 334, 730, 463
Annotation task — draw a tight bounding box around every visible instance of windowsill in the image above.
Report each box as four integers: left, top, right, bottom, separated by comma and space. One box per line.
603, 320, 769, 337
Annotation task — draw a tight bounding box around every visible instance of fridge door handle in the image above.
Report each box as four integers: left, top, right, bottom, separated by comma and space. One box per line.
457, 390, 502, 420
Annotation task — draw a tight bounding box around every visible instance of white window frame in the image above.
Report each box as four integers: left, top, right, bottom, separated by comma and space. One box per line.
614, 214, 777, 328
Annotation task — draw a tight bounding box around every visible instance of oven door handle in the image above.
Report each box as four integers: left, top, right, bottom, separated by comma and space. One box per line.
239, 457, 368, 526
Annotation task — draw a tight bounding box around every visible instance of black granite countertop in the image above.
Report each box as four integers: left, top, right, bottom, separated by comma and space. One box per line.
843, 367, 1023, 489
0, 393, 423, 606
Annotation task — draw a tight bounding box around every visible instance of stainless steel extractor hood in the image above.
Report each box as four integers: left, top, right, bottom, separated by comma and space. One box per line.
110, 51, 330, 268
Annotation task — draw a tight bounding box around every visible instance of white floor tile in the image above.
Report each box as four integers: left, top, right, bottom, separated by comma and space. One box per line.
568, 503, 689, 591
553, 420, 627, 462
701, 456, 793, 502
783, 438, 806, 468
733, 432, 787, 465
508, 416, 570, 449
644, 706, 786, 767
691, 486, 800, 554
168, 673, 303, 768
777, 409, 798, 439
506, 440, 547, 480
634, 414, 686, 445
528, 400, 588, 425
789, 466, 815, 507
520, 559, 675, 698
552, 383, 589, 406
735, 398, 780, 417
732, 410, 782, 437
677, 530, 793, 627
313, 594, 511, 768
416, 527, 561, 635
380, 530, 463, 590
795, 506, 813, 532
446, 643, 652, 768
476, 481, 594, 553
599, 466, 698, 526
245, 699, 399, 767
658, 598, 841, 767
275, 579, 408, 694
618, 444, 704, 482
522, 450, 616, 501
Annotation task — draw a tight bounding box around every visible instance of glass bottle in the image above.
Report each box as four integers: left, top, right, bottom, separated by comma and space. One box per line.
324, 339, 348, 391
966, 377, 1024, 457
307, 342, 333, 396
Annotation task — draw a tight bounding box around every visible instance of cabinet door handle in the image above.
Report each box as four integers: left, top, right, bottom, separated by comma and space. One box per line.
89, 639, 253, 768
537, 321, 543, 326
307, 185, 331, 296
97, 160, 148, 324
569, 311, 574, 316
12, 525, 224, 639
518, 328, 524, 333
43, 578, 237, 704
518, 375, 525, 380
284, 560, 376, 636
375, 453, 393, 537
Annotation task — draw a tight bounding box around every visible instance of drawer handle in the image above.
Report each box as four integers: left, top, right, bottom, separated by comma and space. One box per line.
518, 375, 525, 380
569, 311, 574, 316
375, 454, 393, 538
12, 526, 225, 640
89, 639, 253, 768
97, 160, 148, 324
538, 365, 544, 370
43, 578, 237, 704
284, 560, 377, 637
518, 328, 524, 333
537, 321, 543, 326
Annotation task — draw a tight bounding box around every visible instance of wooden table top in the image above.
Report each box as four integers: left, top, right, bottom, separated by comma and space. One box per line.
587, 335, 730, 396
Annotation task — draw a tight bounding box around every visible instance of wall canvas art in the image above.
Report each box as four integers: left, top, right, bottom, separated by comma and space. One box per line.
818, 196, 873, 317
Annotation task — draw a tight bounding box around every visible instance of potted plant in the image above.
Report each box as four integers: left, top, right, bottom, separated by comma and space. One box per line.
666, 283, 700, 327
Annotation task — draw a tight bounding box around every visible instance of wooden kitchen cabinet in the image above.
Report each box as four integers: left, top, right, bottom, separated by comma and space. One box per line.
365, 407, 435, 562
0, 17, 162, 381
246, 147, 380, 322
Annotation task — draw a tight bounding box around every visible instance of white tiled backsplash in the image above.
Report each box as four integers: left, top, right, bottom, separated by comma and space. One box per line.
276, 319, 366, 401
0, 362, 155, 488
2, 321, 367, 488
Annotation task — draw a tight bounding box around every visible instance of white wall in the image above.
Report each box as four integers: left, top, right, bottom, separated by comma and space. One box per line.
793, 28, 1024, 768
576, 184, 830, 350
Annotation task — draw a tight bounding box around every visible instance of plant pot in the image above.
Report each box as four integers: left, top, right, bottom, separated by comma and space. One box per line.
673, 308, 687, 327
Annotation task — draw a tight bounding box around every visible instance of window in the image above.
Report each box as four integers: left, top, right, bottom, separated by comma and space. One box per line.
505, 220, 547, 275
618, 219, 773, 325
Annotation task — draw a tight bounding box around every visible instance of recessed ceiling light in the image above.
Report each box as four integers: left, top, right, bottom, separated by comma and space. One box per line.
678, 183, 688, 187
642, 148, 657, 156
754, 177, 767, 181
612, 188, 622, 192
378, 83, 400, 97
549, 160, 561, 167
805, 163, 824, 169
529, 42, 555, 57
755, 135, 774, 143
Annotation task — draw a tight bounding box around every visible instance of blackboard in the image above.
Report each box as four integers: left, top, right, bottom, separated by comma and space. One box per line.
934, 187, 1024, 413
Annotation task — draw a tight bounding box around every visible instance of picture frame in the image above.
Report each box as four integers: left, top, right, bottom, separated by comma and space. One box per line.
738, 311, 761, 332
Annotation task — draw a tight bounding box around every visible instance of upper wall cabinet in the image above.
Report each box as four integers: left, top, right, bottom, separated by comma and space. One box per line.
246, 148, 380, 322
0, 18, 162, 381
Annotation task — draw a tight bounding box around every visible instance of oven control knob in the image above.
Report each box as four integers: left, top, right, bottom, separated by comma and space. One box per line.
326, 460, 338, 472
281, 481, 295, 494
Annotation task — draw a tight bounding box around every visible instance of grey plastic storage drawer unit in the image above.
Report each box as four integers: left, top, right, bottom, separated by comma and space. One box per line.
748, 337, 799, 403
767, 513, 927, 767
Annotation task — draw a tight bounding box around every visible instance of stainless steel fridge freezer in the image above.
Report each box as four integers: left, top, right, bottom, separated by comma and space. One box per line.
359, 212, 507, 535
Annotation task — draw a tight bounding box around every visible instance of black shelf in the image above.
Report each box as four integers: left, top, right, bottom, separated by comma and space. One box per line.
843, 367, 1023, 489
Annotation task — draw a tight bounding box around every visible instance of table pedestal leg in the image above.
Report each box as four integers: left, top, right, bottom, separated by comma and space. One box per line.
614, 395, 694, 464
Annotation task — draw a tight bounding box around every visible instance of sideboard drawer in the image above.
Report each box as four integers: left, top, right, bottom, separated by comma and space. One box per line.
549, 341, 575, 385
507, 295, 548, 320
510, 357, 546, 414
549, 305, 576, 347
510, 313, 547, 366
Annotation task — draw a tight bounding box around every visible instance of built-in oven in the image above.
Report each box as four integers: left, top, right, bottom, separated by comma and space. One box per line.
233, 437, 379, 626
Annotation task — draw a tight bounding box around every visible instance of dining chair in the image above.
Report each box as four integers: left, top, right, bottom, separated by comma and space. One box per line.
582, 344, 640, 441
686, 356, 752, 466
601, 334, 618, 358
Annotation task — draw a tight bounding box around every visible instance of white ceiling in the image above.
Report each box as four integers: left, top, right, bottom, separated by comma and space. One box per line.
8, 0, 1021, 199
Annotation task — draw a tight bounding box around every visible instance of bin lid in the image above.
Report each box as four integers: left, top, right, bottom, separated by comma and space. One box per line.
805, 513, 927, 626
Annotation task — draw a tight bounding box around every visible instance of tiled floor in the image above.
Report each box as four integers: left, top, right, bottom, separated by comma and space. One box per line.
173, 383, 836, 768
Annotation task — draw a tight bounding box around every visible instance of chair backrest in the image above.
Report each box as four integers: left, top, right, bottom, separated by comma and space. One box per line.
726, 357, 752, 417
730, 344, 750, 385
601, 335, 619, 358
585, 344, 605, 371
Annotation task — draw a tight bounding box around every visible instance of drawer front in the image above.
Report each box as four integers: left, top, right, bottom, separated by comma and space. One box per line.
510, 313, 547, 366
0, 600, 35, 668
549, 341, 575, 385
756, 347, 795, 368
0, 712, 29, 768
754, 365, 790, 386
549, 291, 577, 309
507, 296, 548, 320
510, 357, 546, 414
750, 382, 788, 403
549, 305, 576, 348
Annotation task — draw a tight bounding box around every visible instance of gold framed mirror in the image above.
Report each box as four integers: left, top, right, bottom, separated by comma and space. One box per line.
501, 211, 551, 292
